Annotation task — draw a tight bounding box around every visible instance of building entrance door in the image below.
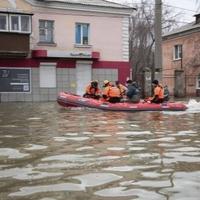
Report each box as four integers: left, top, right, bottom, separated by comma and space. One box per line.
76, 61, 92, 96
174, 70, 186, 97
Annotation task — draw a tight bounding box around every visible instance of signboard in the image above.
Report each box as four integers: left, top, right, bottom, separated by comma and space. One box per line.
0, 68, 31, 93
47, 50, 91, 58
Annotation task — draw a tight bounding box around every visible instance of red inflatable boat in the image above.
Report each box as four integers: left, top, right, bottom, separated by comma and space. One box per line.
57, 92, 187, 112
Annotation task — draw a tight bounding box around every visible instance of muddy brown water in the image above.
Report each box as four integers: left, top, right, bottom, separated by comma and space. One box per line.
0, 100, 200, 200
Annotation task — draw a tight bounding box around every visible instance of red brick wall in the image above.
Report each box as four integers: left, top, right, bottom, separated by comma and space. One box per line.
162, 32, 200, 96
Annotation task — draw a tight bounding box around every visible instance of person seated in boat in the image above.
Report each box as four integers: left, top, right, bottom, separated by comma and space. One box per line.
102, 80, 121, 103
126, 80, 140, 103
163, 85, 170, 102
102, 80, 111, 102
83, 80, 101, 99
146, 80, 164, 104
115, 80, 127, 98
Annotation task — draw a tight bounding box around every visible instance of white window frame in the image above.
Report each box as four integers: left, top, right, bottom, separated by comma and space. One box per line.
9, 14, 31, 33
20, 15, 31, 33
39, 20, 54, 43
10, 14, 20, 32
75, 23, 90, 45
0, 14, 8, 31
173, 44, 182, 60
196, 74, 200, 89
40, 63, 56, 88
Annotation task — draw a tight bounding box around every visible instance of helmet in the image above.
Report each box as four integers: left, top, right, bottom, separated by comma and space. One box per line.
103, 80, 109, 85
152, 80, 159, 85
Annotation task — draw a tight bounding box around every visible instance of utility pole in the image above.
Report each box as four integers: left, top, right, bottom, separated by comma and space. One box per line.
154, 0, 162, 82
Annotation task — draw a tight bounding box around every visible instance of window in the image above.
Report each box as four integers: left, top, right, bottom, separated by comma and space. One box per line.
174, 45, 182, 60
197, 74, 200, 89
21, 15, 30, 32
75, 23, 89, 45
40, 64, 56, 88
0, 14, 8, 31
10, 14, 31, 33
0, 13, 31, 33
39, 20, 54, 43
10, 15, 19, 31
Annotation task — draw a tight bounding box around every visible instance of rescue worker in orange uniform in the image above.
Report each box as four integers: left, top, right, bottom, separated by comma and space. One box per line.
115, 80, 127, 98
102, 80, 121, 103
148, 80, 164, 103
83, 80, 101, 99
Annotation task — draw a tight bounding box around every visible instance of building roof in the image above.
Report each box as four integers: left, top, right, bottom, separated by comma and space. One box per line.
34, 0, 135, 10
163, 21, 200, 39
26, 0, 135, 15
41, 0, 133, 9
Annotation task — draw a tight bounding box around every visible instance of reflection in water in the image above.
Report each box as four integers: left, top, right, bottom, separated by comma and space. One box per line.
95, 187, 166, 199
0, 148, 29, 159
9, 182, 85, 197
0, 167, 63, 180
0, 101, 200, 200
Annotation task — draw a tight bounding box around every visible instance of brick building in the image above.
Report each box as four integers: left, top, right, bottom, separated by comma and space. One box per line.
162, 14, 200, 97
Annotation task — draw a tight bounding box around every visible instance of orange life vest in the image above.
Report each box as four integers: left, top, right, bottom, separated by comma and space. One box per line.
154, 85, 164, 99
103, 86, 121, 98
103, 85, 111, 96
108, 86, 121, 97
85, 84, 100, 95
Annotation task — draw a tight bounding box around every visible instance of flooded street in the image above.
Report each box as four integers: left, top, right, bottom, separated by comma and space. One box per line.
0, 101, 200, 200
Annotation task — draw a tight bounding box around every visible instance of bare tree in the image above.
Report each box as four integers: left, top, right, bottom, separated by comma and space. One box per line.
129, 0, 181, 86
129, 1, 154, 83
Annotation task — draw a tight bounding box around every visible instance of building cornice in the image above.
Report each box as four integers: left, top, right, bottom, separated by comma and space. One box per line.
25, 0, 135, 16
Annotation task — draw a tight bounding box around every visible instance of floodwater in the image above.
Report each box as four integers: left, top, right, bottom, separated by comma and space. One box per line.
0, 99, 200, 200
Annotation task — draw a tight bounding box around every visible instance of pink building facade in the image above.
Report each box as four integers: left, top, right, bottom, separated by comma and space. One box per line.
0, 0, 134, 101
162, 14, 200, 97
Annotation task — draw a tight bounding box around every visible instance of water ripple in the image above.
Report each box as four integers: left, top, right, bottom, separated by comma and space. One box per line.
0, 102, 199, 200
0, 148, 29, 159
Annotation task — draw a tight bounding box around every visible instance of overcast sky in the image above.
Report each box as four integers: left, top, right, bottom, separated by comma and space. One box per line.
110, 0, 198, 23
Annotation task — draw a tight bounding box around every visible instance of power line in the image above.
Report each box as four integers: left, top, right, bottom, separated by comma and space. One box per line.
133, 2, 197, 13
162, 3, 197, 13
132, 2, 196, 23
